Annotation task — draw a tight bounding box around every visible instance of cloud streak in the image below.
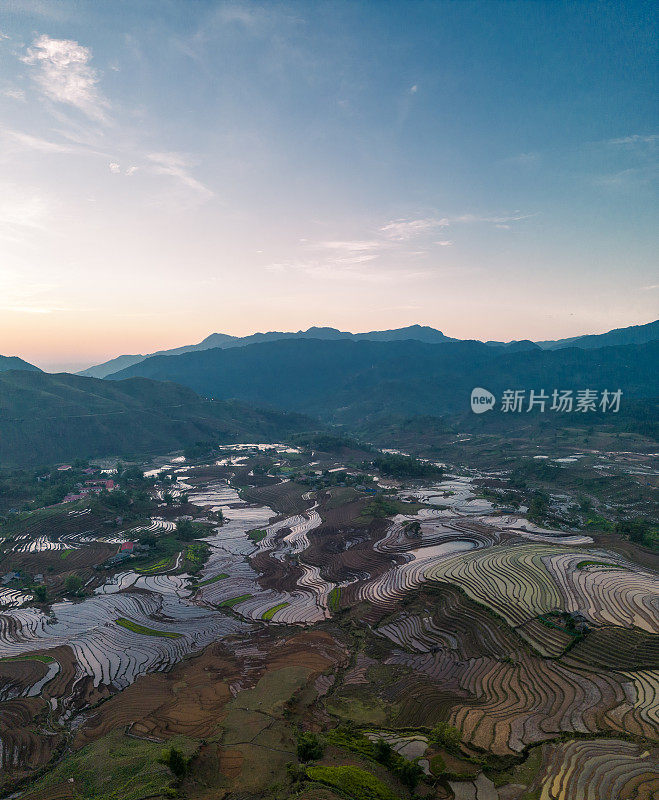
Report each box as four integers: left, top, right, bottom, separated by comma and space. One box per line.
380, 212, 535, 240
147, 152, 214, 199
22, 35, 109, 122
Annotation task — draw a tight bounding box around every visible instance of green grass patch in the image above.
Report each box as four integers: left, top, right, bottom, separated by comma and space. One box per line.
491, 745, 543, 788
358, 496, 425, 524
134, 555, 177, 575
537, 614, 582, 637
429, 753, 445, 775
576, 560, 624, 570
306, 765, 399, 800
263, 601, 289, 620
584, 514, 615, 532
115, 617, 181, 638
193, 572, 228, 587
59, 548, 73, 559
328, 586, 341, 613
219, 593, 252, 608
184, 541, 210, 573
0, 654, 55, 664
325, 694, 392, 726
21, 729, 198, 800
247, 528, 267, 542
324, 486, 360, 509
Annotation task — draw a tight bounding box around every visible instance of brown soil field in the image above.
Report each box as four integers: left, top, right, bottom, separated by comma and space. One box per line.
4, 541, 115, 579
75, 629, 347, 749
0, 697, 64, 787
240, 481, 312, 515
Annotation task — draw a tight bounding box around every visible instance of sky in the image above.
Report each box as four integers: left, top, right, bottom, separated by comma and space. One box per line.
0, 0, 657, 371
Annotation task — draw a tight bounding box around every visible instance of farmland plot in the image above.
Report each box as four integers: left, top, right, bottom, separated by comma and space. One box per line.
426, 542, 659, 633
0, 591, 247, 689
536, 739, 659, 800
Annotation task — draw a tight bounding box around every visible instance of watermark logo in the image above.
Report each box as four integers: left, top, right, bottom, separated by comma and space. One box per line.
471, 387, 496, 414
470, 388, 623, 413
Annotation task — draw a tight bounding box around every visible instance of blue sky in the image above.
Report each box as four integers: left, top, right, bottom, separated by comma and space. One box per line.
0, 0, 656, 370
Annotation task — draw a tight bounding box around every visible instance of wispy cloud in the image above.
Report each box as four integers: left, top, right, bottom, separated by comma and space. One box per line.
147, 152, 213, 199
608, 134, 658, 146
593, 167, 651, 188
2, 88, 26, 101
435, 240, 453, 246
380, 218, 447, 240
318, 240, 381, 252
380, 212, 534, 240
22, 35, 109, 122
1, 127, 74, 153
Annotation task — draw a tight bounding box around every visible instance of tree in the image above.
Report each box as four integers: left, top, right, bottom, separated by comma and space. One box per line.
430, 721, 461, 749
404, 520, 422, 538
396, 759, 424, 788
175, 519, 198, 541
121, 466, 144, 484
33, 585, 48, 603
64, 574, 83, 595
159, 746, 189, 779
297, 731, 323, 762
373, 738, 393, 765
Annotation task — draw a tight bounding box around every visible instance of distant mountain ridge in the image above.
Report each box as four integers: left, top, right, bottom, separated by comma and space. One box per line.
78, 319, 658, 378
537, 319, 659, 350
108, 337, 659, 424
0, 355, 41, 373
77, 324, 458, 378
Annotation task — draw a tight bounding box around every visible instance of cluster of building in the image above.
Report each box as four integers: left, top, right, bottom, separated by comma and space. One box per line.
62, 478, 116, 504
99, 540, 151, 569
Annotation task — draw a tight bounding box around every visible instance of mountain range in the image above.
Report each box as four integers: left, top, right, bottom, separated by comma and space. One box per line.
77, 319, 659, 378
108, 337, 659, 423
1, 319, 656, 466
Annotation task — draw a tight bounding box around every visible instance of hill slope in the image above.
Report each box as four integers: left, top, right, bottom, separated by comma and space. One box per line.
0, 355, 41, 373
108, 338, 659, 422
537, 319, 659, 350
0, 371, 314, 467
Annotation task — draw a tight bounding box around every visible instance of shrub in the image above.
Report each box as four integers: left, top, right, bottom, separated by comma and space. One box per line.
429, 722, 461, 749
159, 746, 189, 779
395, 758, 424, 788
33, 585, 48, 603
64, 574, 83, 595
373, 738, 393, 765
306, 765, 398, 800
297, 731, 324, 762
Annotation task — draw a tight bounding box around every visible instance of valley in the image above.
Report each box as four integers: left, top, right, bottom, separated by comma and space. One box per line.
0, 439, 656, 799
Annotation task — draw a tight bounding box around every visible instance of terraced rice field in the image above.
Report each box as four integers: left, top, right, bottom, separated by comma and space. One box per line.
426, 542, 659, 632
536, 739, 659, 799
0, 454, 656, 797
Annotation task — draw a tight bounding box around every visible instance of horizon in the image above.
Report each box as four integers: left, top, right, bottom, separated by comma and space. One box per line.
10, 315, 658, 373
1, 0, 657, 370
